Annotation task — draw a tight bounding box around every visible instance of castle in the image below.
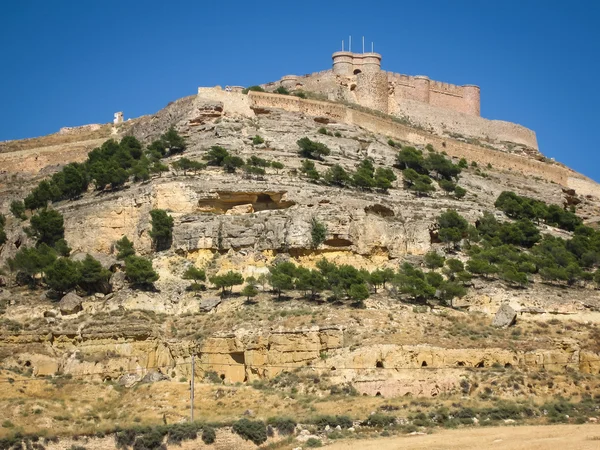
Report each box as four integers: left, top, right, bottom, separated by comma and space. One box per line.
266, 50, 480, 118
262, 50, 537, 155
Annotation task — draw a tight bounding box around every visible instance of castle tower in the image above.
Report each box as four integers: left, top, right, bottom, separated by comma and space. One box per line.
462, 85, 481, 116
332, 52, 354, 75
332, 51, 382, 75
357, 53, 382, 74
413, 76, 431, 104
280, 75, 299, 90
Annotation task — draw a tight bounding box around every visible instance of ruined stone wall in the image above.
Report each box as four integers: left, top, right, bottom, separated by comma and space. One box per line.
390, 97, 538, 151
347, 109, 568, 185
246, 92, 579, 188
249, 91, 347, 120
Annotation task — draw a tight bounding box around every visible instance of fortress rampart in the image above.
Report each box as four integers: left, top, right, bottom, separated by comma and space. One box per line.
238, 90, 598, 196
264, 51, 543, 156
269, 51, 482, 121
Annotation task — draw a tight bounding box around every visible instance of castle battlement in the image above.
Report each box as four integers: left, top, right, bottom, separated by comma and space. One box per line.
269, 50, 481, 118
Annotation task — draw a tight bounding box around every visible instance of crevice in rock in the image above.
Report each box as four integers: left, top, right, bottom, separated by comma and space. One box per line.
197, 191, 295, 214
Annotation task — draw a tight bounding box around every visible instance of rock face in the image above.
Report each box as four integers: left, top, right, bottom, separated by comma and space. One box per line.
492, 304, 517, 328
58, 292, 83, 315
110, 271, 127, 291
199, 297, 222, 312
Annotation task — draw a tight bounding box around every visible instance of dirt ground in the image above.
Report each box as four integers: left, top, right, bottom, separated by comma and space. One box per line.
326, 424, 600, 450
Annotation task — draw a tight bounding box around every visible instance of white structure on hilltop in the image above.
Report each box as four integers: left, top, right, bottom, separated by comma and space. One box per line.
114, 112, 124, 125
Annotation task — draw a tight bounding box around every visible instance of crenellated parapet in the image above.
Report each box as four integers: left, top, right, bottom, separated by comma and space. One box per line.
332, 51, 382, 75
271, 50, 482, 119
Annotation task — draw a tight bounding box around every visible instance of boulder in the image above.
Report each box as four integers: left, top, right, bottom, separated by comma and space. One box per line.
199, 297, 222, 312
140, 371, 170, 384
225, 204, 254, 215
492, 304, 517, 328
110, 271, 127, 291
58, 292, 83, 315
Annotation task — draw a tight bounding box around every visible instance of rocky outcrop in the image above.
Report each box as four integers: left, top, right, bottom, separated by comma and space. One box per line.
58, 292, 83, 315
492, 304, 517, 328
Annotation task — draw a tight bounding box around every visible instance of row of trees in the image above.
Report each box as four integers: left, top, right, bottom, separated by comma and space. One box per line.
300, 158, 397, 192
495, 191, 581, 231
202, 146, 284, 176
15, 128, 184, 213
395, 146, 466, 198
5, 206, 172, 294
435, 204, 600, 288
295, 139, 467, 198
180, 255, 470, 307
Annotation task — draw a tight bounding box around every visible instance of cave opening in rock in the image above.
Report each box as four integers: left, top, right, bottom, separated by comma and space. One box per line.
324, 237, 353, 247
505, 363, 513, 369
220, 374, 225, 381
421, 361, 428, 367
376, 360, 384, 368
354, 69, 362, 75
375, 391, 382, 397
475, 361, 485, 368
457, 361, 466, 366
197, 191, 296, 213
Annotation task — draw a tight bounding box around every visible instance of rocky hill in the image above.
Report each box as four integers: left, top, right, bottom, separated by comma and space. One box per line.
0, 86, 599, 449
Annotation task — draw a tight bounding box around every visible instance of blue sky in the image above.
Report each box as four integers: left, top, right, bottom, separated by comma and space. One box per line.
1, 1, 599, 180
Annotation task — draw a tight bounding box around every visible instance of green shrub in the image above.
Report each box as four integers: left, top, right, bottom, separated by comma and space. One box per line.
183, 266, 206, 283
252, 135, 265, 145
78, 254, 111, 294
297, 137, 331, 160
362, 413, 396, 427
167, 422, 199, 444
202, 426, 216, 444
274, 86, 289, 95
424, 251, 445, 269
232, 418, 267, 445
45, 258, 81, 294
124, 256, 159, 289
209, 271, 244, 295
115, 429, 137, 448
149, 209, 174, 251
437, 209, 469, 248
271, 161, 284, 173
454, 185, 467, 199
324, 164, 350, 187
116, 236, 135, 259
242, 85, 265, 94
311, 218, 327, 248
267, 417, 297, 435
27, 208, 65, 247
306, 438, 322, 447
313, 415, 353, 429
10, 200, 26, 220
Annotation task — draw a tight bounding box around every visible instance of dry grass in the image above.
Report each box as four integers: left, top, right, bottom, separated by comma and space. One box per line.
0, 124, 114, 154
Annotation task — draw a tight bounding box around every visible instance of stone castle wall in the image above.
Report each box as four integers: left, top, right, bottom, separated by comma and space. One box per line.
390, 97, 538, 151
244, 91, 598, 194
386, 71, 480, 116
